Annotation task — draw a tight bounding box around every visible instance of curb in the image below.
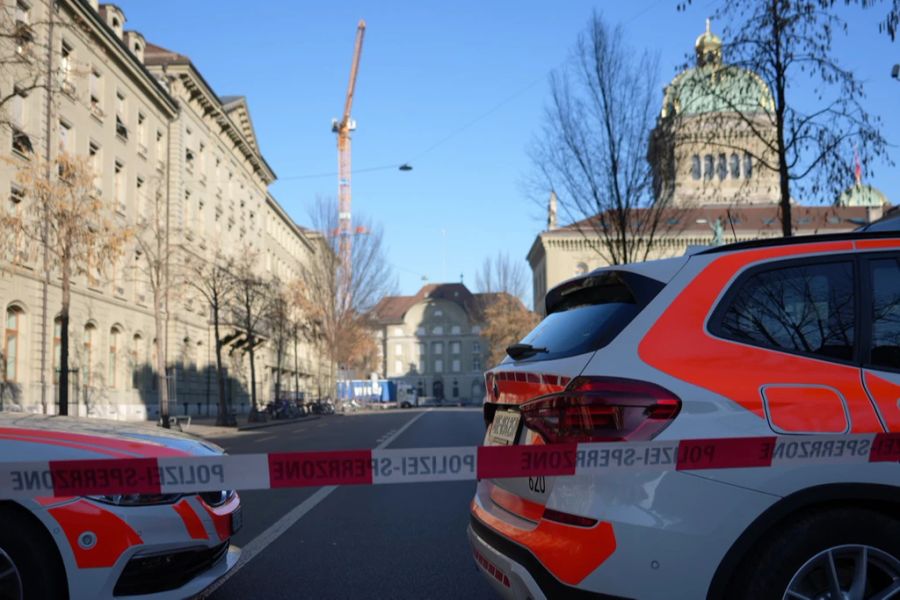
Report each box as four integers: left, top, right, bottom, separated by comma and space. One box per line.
237, 415, 322, 431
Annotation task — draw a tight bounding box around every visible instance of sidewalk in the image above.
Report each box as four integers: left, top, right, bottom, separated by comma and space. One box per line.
174, 414, 321, 438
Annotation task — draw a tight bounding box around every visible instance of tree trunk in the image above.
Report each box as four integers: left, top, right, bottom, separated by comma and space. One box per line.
772, 0, 792, 238
213, 305, 229, 426
154, 288, 170, 428
58, 260, 71, 416
248, 337, 258, 409
293, 332, 299, 401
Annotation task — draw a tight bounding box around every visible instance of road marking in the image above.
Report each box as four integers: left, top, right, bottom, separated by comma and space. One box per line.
199, 409, 432, 597
253, 435, 277, 444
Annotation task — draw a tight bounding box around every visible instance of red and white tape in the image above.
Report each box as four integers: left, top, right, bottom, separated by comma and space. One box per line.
1, 433, 898, 500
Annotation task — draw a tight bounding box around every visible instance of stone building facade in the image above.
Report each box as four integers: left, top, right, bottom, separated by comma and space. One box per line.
527, 23, 892, 314
371, 283, 489, 404
0, 0, 324, 419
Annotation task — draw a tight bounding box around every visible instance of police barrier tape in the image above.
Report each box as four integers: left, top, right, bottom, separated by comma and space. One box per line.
1, 433, 899, 500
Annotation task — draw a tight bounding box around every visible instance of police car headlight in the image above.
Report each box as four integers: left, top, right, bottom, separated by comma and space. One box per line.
88, 493, 182, 506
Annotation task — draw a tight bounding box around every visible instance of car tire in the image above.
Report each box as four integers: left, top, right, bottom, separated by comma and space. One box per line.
0, 505, 67, 600
728, 507, 900, 600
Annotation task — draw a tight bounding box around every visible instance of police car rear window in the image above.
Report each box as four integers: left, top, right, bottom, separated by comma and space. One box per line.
513, 271, 663, 362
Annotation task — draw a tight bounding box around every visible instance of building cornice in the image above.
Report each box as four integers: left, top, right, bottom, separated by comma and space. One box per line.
265, 193, 315, 253
66, 0, 178, 117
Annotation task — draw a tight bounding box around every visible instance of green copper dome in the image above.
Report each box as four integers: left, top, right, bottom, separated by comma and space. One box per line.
836, 183, 889, 208
661, 23, 774, 118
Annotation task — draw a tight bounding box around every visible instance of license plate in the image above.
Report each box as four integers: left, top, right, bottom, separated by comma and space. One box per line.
490, 410, 521, 446
230, 506, 243, 535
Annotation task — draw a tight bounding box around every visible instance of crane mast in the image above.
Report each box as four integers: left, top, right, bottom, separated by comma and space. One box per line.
333, 20, 366, 281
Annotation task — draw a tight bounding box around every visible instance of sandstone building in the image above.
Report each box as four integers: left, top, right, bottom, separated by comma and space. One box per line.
0, 0, 324, 419
528, 23, 891, 314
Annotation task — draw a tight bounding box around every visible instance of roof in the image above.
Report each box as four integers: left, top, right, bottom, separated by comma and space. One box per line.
221, 96, 259, 154
371, 283, 521, 324
551, 204, 877, 237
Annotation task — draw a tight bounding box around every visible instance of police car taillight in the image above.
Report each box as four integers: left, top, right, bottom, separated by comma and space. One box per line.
520, 377, 681, 444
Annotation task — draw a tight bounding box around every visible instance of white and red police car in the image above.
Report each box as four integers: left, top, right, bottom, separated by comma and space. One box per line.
470, 230, 900, 599
0, 414, 240, 599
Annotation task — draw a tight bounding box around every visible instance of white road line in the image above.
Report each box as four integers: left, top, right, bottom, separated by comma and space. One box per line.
198, 409, 432, 598
253, 435, 277, 444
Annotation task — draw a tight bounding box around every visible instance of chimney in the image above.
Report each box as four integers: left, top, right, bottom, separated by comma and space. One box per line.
547, 191, 558, 231
125, 30, 145, 63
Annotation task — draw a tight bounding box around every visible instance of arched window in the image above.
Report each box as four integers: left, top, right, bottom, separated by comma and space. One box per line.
690, 155, 701, 180
575, 262, 588, 275
703, 155, 714, 180
108, 327, 121, 388
83, 323, 96, 386
717, 154, 727, 181
743, 152, 753, 178
730, 153, 740, 179
4, 307, 23, 383
52, 317, 62, 384
132, 333, 143, 389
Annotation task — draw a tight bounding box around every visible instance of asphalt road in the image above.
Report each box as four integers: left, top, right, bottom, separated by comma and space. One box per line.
204, 408, 496, 599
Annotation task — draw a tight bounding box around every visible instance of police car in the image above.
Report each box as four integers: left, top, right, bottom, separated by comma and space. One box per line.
469, 230, 900, 599
0, 414, 241, 599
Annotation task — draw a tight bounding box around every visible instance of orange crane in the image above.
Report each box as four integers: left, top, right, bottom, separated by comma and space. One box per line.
332, 19, 366, 279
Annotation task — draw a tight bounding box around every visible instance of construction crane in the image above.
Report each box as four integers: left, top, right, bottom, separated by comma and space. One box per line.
332, 19, 366, 280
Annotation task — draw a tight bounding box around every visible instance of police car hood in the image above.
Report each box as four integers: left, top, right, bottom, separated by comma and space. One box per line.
0, 413, 224, 461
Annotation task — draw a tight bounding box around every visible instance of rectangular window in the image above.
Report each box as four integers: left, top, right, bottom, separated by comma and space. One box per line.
434, 359, 443, 373
137, 112, 147, 151
58, 120, 72, 154
135, 176, 145, 218
394, 360, 403, 374
88, 142, 101, 194
450, 325, 461, 335
60, 41, 73, 86
15, 1, 29, 24
115, 92, 127, 139
715, 260, 856, 362
450, 341, 460, 354
431, 341, 443, 355
89, 70, 102, 112
868, 258, 900, 371
473, 356, 481, 371
394, 343, 402, 356
452, 359, 460, 372
114, 161, 125, 212
472, 341, 481, 353
432, 326, 443, 335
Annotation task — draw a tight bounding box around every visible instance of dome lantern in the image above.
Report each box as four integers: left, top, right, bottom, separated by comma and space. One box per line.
695, 18, 722, 67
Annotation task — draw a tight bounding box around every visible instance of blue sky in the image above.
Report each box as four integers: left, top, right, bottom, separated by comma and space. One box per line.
117, 0, 899, 298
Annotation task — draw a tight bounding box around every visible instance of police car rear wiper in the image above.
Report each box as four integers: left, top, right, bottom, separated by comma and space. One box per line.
506, 343, 549, 360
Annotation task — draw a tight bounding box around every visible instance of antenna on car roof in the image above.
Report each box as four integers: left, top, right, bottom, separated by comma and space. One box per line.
726, 208, 738, 243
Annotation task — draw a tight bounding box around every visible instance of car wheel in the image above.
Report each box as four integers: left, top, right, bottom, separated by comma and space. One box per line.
0, 506, 67, 600
729, 507, 900, 600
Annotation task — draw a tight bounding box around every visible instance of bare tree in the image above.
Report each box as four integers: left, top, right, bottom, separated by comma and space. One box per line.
481, 294, 540, 368
231, 250, 272, 414
298, 197, 395, 395
132, 177, 182, 427
184, 248, 236, 425
675, 2, 891, 236
267, 280, 294, 404
475, 252, 529, 303
530, 13, 678, 265
0, 153, 131, 414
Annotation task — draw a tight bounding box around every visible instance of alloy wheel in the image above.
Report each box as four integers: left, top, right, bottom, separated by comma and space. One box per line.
0, 547, 23, 600
784, 544, 900, 600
